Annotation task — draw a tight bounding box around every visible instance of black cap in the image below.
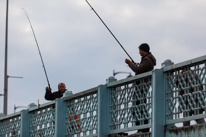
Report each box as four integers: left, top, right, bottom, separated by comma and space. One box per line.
139, 43, 150, 53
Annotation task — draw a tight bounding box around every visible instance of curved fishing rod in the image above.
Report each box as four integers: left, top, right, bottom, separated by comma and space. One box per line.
85, 0, 135, 63
23, 8, 50, 88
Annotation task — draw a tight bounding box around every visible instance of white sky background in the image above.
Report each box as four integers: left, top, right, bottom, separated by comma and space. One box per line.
0, 0, 206, 121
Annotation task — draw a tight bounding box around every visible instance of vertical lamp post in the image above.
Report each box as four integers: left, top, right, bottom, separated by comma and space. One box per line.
3, 76, 23, 115
4, 0, 9, 115
3, 0, 23, 115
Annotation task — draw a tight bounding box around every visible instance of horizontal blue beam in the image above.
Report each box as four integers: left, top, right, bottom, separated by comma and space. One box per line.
107, 71, 152, 87
163, 55, 206, 72
109, 124, 151, 134
0, 111, 21, 120
166, 114, 206, 125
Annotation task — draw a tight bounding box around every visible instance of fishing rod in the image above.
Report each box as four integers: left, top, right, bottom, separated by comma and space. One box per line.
85, 0, 135, 63
23, 8, 51, 88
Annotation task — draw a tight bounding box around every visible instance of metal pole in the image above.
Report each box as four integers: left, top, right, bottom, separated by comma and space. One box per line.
4, 0, 9, 115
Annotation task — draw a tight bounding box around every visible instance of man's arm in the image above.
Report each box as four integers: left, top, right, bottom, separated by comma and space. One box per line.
44, 87, 55, 100
126, 58, 151, 75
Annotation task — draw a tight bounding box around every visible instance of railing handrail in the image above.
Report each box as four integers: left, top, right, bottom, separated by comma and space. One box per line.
0, 111, 21, 120
163, 55, 206, 72
28, 100, 55, 112
107, 71, 152, 87
64, 86, 98, 101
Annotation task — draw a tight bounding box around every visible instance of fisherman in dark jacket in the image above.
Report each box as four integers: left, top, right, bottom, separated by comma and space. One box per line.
125, 43, 156, 74
125, 43, 156, 134
45, 83, 67, 100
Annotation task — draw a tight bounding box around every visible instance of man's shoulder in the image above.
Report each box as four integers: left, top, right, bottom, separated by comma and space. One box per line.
143, 53, 156, 66
142, 55, 151, 62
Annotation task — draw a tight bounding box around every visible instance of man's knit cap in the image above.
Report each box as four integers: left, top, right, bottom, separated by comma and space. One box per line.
139, 43, 150, 53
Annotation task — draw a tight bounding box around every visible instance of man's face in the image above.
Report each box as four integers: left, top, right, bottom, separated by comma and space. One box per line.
139, 49, 144, 56
58, 83, 66, 93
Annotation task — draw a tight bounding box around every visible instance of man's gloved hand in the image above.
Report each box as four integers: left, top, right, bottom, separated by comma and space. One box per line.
46, 87, 52, 92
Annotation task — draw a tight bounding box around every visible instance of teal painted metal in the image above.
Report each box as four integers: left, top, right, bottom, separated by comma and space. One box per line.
163, 55, 206, 72
0, 113, 5, 117
109, 74, 152, 134
65, 88, 98, 136
98, 84, 110, 137
151, 69, 165, 137
0, 112, 21, 137
20, 109, 30, 137
29, 102, 55, 136
165, 60, 206, 125
0, 55, 206, 137
107, 72, 152, 88
55, 98, 66, 136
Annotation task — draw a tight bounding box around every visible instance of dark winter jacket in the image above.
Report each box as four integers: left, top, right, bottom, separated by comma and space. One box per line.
44, 89, 65, 101
128, 52, 156, 75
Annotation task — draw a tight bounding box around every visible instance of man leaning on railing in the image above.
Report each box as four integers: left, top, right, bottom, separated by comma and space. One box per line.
125, 43, 156, 75
125, 43, 156, 134
45, 83, 73, 100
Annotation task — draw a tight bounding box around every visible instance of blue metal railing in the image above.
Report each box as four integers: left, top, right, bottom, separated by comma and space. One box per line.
64, 87, 98, 136
0, 55, 206, 137
164, 57, 206, 125
108, 72, 152, 134
0, 112, 21, 137
29, 101, 55, 137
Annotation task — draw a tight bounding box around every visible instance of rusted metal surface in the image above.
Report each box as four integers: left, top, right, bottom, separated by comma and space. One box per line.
122, 123, 206, 137
166, 123, 206, 137
124, 132, 151, 137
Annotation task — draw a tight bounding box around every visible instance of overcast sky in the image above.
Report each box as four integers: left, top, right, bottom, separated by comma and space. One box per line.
0, 0, 206, 115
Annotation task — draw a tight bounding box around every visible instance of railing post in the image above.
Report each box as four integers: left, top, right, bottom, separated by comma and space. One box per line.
0, 113, 5, 117
97, 76, 116, 137
151, 68, 165, 137
97, 84, 109, 137
55, 98, 66, 137
20, 109, 30, 137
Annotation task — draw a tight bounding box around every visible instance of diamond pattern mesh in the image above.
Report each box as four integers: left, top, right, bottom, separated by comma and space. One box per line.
166, 62, 206, 121
109, 76, 152, 131
65, 91, 97, 137
0, 114, 21, 137
29, 104, 55, 137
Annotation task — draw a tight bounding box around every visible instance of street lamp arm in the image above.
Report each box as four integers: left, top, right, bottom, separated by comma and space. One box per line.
113, 70, 131, 77
7, 76, 23, 79
14, 105, 27, 113
15, 106, 27, 109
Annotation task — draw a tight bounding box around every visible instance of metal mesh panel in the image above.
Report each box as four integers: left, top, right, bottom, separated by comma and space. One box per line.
109, 75, 152, 132
29, 104, 55, 137
65, 91, 97, 137
0, 114, 21, 137
166, 61, 206, 122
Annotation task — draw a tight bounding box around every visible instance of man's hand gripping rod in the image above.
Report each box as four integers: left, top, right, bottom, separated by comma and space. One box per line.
85, 0, 135, 63
23, 8, 51, 88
